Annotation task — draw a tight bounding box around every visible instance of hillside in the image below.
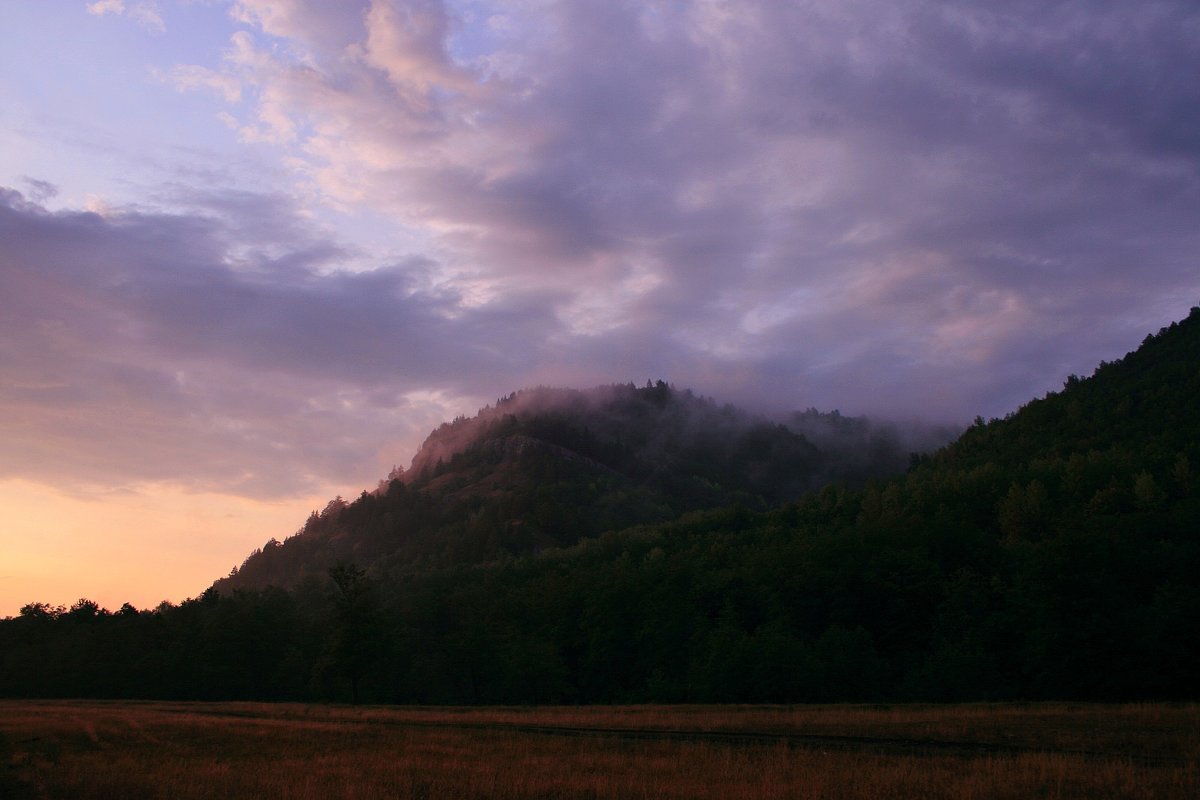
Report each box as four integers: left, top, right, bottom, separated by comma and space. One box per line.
215, 381, 938, 593
2, 308, 1197, 703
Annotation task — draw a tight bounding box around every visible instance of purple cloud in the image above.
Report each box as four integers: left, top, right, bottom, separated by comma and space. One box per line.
0, 188, 560, 495
3, 0, 1199, 501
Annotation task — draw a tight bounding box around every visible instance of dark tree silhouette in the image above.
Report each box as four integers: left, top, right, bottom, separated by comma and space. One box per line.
322, 563, 383, 704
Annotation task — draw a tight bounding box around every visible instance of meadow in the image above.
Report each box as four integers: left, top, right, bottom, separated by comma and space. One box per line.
2, 701, 1197, 799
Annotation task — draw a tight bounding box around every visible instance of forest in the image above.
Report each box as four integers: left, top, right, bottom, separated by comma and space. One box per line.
2, 309, 1197, 704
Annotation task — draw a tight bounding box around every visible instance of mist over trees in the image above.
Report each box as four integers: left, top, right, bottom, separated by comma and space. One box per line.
216, 380, 943, 594
2, 311, 1198, 703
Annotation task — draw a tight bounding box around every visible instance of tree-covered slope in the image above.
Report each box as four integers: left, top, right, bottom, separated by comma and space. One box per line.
216, 381, 930, 593
937, 308, 1200, 474
351, 307, 1199, 703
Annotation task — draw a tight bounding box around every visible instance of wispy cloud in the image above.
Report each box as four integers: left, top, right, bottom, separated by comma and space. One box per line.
158, 64, 243, 103
86, 0, 125, 17
87, 0, 164, 33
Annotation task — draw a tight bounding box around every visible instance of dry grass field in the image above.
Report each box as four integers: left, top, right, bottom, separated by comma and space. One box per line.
2, 700, 1196, 799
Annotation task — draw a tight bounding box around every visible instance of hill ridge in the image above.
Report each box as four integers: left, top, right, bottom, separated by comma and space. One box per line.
216, 381, 937, 593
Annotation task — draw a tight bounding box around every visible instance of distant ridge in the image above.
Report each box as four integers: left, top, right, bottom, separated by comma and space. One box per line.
216, 381, 939, 593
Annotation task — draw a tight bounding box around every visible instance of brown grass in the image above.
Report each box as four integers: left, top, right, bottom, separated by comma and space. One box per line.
2, 700, 1196, 799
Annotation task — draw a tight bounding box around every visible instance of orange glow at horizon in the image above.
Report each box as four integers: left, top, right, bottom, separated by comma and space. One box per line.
0, 479, 338, 618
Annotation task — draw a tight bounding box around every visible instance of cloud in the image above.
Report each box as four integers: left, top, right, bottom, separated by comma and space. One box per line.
362, 0, 478, 100
230, 0, 369, 55
86, 0, 125, 16
86, 0, 164, 33
12, 0, 1200, 500
129, 2, 164, 33
0, 187, 544, 497
158, 64, 243, 103
20, 177, 58, 203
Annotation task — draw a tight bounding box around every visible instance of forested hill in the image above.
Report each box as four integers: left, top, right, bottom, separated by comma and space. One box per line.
933, 307, 1200, 475
2, 309, 1197, 704
215, 382, 939, 593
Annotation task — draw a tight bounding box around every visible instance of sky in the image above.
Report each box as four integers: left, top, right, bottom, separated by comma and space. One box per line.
2, 0, 1198, 615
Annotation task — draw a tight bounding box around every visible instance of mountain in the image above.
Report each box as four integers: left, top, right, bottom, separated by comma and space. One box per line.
4, 308, 1197, 704
216, 381, 945, 593
210, 307, 1200, 703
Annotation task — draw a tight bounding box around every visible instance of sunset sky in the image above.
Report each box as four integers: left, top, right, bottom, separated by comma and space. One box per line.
2, 1, 1198, 615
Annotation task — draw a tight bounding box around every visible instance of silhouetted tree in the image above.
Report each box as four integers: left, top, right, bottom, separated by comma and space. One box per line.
320, 563, 383, 703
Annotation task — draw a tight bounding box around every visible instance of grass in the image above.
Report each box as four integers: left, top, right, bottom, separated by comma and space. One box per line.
2, 700, 1197, 798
